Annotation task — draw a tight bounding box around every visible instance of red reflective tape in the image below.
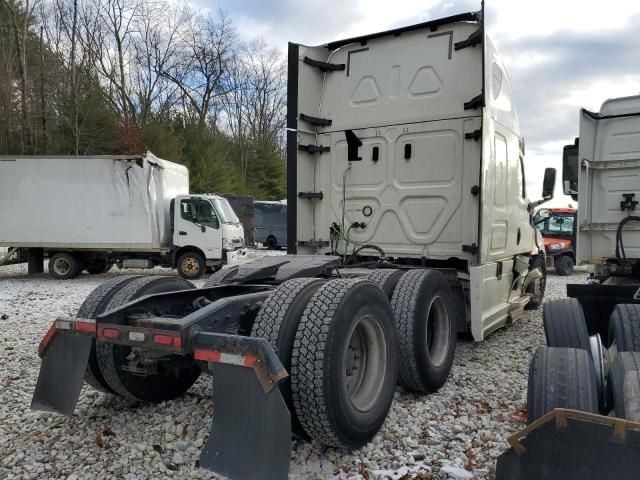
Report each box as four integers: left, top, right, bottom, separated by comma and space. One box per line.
243, 355, 257, 367
38, 323, 57, 356
194, 349, 222, 363
102, 328, 120, 339
75, 321, 96, 334
173, 336, 182, 349
153, 334, 173, 346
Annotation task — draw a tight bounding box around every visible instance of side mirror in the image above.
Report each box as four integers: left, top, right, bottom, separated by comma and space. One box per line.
562, 139, 579, 201
529, 168, 556, 211
542, 167, 556, 199
537, 208, 551, 219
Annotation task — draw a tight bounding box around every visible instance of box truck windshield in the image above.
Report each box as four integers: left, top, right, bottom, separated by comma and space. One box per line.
213, 198, 240, 224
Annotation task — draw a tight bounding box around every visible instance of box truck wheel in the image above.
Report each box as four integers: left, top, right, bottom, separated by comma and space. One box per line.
176, 251, 206, 280
527, 346, 599, 423
543, 298, 590, 350
95, 276, 201, 402
251, 277, 326, 438
77, 275, 142, 394
608, 351, 640, 421
48, 252, 82, 279
391, 269, 458, 393
291, 279, 398, 448
608, 304, 640, 353
366, 269, 404, 300
554, 255, 574, 276
86, 259, 112, 275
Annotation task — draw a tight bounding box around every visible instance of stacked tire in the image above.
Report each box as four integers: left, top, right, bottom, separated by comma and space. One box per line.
530, 299, 640, 423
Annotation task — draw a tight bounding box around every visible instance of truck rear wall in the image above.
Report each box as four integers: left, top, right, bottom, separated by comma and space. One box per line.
577, 96, 640, 262
0, 154, 188, 251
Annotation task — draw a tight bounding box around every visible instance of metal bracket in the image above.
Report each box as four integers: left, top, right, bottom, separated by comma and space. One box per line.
303, 56, 345, 72
298, 144, 330, 155
454, 28, 483, 50
621, 193, 638, 212
464, 93, 484, 110
298, 191, 323, 200
462, 243, 478, 254
465, 129, 482, 141
299, 113, 332, 127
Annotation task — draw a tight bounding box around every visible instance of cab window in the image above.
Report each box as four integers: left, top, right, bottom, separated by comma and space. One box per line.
180, 198, 219, 229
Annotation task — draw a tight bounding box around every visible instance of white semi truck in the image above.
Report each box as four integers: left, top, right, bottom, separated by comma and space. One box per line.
0, 153, 245, 279
32, 6, 557, 479
496, 95, 640, 478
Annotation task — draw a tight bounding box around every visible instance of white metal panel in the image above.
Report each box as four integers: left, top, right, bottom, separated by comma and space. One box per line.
576, 96, 640, 262
0, 154, 188, 250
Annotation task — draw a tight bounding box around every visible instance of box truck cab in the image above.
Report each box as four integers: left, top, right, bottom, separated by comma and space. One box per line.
0, 154, 245, 280
172, 194, 246, 278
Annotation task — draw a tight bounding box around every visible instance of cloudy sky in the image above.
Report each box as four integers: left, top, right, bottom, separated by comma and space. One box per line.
209, 0, 640, 206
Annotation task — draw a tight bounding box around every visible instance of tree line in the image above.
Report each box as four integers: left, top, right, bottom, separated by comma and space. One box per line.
0, 0, 286, 199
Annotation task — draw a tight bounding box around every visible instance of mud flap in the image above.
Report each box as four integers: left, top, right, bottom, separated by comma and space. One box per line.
31, 329, 92, 416
496, 409, 640, 480
200, 363, 291, 479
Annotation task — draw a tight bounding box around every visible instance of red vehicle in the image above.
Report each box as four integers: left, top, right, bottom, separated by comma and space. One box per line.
534, 207, 577, 276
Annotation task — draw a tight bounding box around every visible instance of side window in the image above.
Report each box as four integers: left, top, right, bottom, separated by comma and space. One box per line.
180, 199, 219, 229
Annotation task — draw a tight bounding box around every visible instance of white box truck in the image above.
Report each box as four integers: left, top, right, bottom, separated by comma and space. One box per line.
0, 153, 245, 279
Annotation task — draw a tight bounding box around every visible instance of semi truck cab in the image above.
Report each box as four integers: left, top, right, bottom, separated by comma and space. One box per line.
534, 207, 577, 275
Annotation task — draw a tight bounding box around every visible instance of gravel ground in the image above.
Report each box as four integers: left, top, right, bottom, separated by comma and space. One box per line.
0, 257, 588, 480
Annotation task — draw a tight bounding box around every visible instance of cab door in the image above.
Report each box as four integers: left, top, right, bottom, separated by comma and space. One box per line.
173, 196, 222, 260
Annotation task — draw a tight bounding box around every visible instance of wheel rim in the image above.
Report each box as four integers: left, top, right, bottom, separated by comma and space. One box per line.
53, 257, 71, 275
342, 314, 387, 412
181, 257, 200, 276
426, 296, 450, 367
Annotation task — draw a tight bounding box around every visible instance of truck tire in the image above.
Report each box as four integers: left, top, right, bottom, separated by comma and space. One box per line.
204, 265, 239, 286
543, 298, 590, 350
290, 279, 398, 448
524, 254, 546, 310
608, 304, 640, 353
609, 351, 640, 421
251, 277, 326, 438
86, 259, 112, 275
527, 346, 599, 423
366, 269, 404, 300
48, 252, 82, 279
77, 275, 141, 394
391, 269, 457, 393
266, 236, 278, 250
95, 276, 201, 402
176, 251, 206, 280
554, 255, 574, 276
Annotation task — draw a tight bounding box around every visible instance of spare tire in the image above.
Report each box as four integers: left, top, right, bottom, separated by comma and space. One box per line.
290, 279, 397, 448
608, 304, 640, 353
609, 351, 640, 421
527, 346, 599, 423
543, 298, 590, 350
77, 275, 141, 394
391, 269, 458, 393
251, 277, 325, 438
95, 276, 201, 403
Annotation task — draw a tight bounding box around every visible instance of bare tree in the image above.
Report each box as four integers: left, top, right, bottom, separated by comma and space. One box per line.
160, 8, 236, 127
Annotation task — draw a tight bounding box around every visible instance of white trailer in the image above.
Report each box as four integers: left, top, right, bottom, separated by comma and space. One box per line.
0, 153, 245, 279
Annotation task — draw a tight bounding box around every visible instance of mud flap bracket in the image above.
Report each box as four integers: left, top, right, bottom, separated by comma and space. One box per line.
193, 333, 291, 479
